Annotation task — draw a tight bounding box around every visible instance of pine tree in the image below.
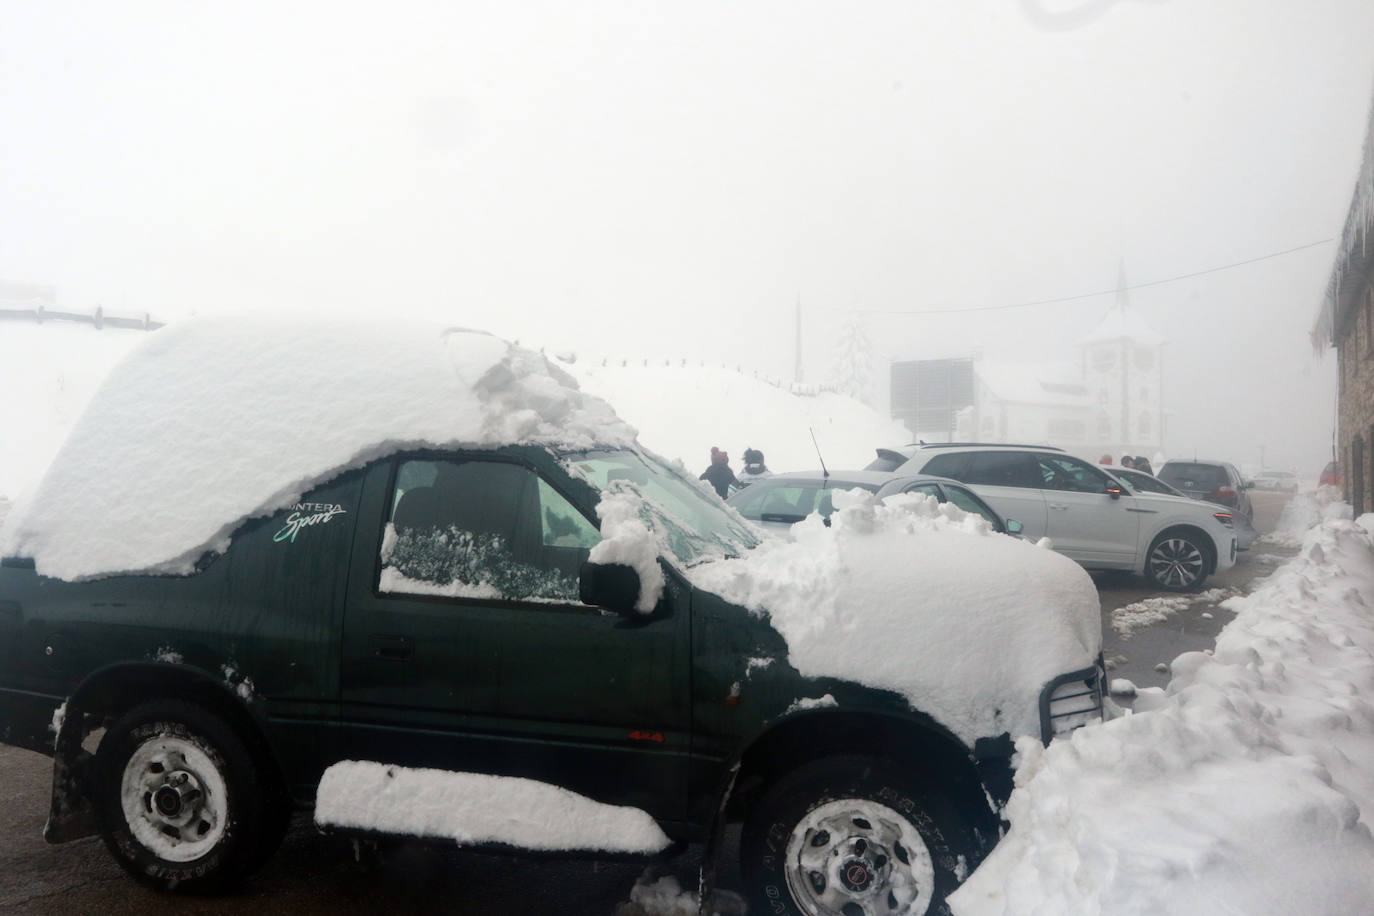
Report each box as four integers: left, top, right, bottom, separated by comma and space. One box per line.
829, 314, 875, 405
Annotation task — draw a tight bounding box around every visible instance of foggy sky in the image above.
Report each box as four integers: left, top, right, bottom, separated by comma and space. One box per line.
4, 0, 1374, 474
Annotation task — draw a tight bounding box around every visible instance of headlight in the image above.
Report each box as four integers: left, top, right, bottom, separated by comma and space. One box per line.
1212, 512, 1233, 528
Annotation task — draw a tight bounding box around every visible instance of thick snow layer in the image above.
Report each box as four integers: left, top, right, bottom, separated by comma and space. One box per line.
951, 491, 1374, 916
567, 362, 911, 474
1, 314, 636, 580
588, 488, 668, 612
0, 321, 145, 498
315, 761, 671, 854
686, 490, 1102, 746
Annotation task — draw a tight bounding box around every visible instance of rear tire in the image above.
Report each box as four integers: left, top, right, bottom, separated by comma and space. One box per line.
93, 700, 268, 893
740, 755, 985, 916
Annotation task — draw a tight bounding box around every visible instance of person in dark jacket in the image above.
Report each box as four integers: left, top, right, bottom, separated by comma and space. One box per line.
700, 446, 738, 498
1133, 456, 1154, 475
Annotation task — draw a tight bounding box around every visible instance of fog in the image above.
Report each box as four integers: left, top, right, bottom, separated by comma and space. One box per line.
4, 0, 1373, 475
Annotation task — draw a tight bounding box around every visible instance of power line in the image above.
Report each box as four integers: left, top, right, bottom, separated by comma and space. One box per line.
861, 238, 1335, 316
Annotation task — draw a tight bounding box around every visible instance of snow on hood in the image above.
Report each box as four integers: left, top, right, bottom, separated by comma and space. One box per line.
686, 489, 1103, 746
1, 313, 636, 581
951, 493, 1374, 916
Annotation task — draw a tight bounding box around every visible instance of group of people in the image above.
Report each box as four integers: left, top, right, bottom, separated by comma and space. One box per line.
1100, 453, 1155, 475
700, 446, 771, 498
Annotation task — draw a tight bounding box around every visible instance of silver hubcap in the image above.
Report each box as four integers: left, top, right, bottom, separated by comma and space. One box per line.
1149, 537, 1204, 588
120, 734, 228, 862
783, 798, 935, 916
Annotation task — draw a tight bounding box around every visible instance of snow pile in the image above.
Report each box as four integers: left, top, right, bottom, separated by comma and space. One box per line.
1110, 586, 1235, 638
567, 362, 910, 474
1260, 483, 1350, 547
951, 491, 1374, 916
315, 761, 672, 854
589, 488, 668, 612
1, 314, 636, 580
686, 489, 1101, 746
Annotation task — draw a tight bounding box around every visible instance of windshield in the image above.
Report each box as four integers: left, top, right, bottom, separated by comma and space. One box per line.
565, 449, 760, 566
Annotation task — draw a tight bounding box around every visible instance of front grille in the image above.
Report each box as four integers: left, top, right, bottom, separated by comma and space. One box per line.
1039, 664, 1104, 744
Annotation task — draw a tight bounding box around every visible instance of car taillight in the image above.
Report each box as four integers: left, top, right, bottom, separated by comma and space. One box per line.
1213, 512, 1233, 528
1211, 487, 1236, 503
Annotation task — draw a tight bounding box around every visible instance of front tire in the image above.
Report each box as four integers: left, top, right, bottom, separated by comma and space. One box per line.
1145, 530, 1213, 592
740, 755, 984, 916
93, 700, 267, 893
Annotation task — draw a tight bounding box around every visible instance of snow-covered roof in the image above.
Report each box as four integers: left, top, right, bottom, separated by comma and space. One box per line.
1078, 304, 1166, 348
1, 314, 637, 580
976, 361, 1091, 407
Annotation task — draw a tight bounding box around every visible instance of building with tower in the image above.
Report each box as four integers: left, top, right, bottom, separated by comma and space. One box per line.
889, 266, 1167, 461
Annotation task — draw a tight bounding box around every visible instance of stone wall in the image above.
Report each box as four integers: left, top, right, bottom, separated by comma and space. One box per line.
1336, 265, 1374, 515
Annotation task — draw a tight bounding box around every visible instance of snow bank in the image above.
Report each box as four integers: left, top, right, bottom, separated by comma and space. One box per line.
1, 314, 636, 580
686, 490, 1102, 746
315, 761, 671, 854
567, 362, 910, 474
951, 491, 1374, 916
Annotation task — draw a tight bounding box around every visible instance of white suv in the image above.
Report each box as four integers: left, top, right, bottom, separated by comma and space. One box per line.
875, 444, 1237, 591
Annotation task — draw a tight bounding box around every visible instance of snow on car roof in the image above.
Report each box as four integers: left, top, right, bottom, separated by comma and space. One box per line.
1, 313, 637, 581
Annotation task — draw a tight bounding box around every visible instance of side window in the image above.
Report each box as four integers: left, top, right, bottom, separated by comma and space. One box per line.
903, 483, 943, 499
941, 485, 1001, 526
920, 453, 970, 479
965, 452, 1041, 489
1039, 455, 1111, 493
381, 458, 599, 603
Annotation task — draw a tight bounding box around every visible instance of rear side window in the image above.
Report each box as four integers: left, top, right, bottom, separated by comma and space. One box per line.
919, 453, 970, 479
964, 452, 1043, 489
1159, 463, 1226, 491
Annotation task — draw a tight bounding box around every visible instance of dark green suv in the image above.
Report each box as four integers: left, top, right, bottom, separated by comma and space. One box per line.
0, 322, 1102, 916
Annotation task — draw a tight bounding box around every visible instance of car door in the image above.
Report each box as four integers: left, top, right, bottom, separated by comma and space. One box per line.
1035, 453, 1140, 567
338, 454, 691, 823
922, 451, 1049, 540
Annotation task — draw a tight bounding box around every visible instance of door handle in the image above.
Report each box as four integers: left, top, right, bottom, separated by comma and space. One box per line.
1049, 503, 1068, 511
369, 635, 414, 661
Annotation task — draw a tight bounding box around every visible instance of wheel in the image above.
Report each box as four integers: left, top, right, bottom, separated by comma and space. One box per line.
740, 755, 984, 916
93, 700, 269, 892
1145, 530, 1212, 592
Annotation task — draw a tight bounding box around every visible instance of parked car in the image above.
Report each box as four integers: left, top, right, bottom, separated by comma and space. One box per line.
0, 318, 1104, 916
882, 443, 1238, 591
1156, 459, 1255, 524
1108, 464, 1257, 551
726, 469, 1023, 537
1251, 469, 1300, 492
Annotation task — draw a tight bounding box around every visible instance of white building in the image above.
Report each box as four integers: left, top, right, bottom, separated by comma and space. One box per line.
891, 268, 1166, 461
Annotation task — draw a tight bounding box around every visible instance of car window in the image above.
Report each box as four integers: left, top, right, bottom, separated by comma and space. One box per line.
730, 482, 820, 522
1037, 454, 1112, 493
1159, 463, 1226, 491
1117, 470, 1182, 497
918, 452, 969, 479
964, 451, 1042, 489
941, 484, 1003, 527
381, 458, 595, 603
903, 483, 943, 499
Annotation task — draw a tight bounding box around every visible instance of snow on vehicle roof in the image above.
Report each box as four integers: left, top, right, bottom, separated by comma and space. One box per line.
1, 314, 637, 581
687, 488, 1102, 746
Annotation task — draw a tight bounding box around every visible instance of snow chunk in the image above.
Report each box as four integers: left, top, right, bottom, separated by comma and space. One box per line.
686, 489, 1101, 746
2, 314, 636, 581
589, 487, 667, 613
315, 761, 671, 854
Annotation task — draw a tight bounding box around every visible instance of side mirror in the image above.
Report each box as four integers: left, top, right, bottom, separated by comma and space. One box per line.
579, 561, 642, 617
1106, 484, 1123, 500
1005, 519, 1024, 535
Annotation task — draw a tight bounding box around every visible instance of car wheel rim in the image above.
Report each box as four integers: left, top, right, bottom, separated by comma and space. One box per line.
120, 734, 229, 863
1149, 538, 1204, 588
782, 798, 936, 916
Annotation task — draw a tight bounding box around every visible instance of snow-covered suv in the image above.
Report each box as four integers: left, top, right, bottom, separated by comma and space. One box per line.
877, 444, 1238, 591
0, 318, 1104, 916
